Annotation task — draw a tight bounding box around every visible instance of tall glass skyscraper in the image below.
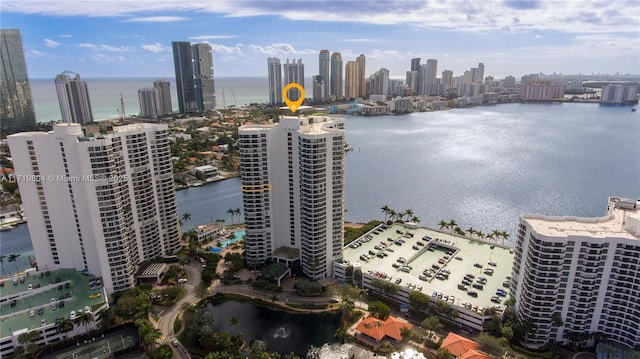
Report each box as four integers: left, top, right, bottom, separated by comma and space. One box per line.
267, 57, 282, 105
283, 59, 304, 102
172, 42, 196, 114
0, 29, 36, 136
192, 43, 216, 111
330, 52, 343, 99
172, 41, 216, 114
319, 50, 330, 100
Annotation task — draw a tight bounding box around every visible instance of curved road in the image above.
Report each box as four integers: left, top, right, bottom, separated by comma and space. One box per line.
156, 261, 202, 359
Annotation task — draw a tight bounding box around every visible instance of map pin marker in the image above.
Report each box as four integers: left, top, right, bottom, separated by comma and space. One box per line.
282, 83, 305, 113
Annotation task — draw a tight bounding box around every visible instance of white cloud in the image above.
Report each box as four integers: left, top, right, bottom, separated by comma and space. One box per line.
61, 34, 72, 38
29, 50, 47, 57
189, 35, 236, 40
90, 54, 125, 63
141, 43, 171, 53
124, 16, 186, 23
44, 38, 60, 48
341, 38, 375, 42
79, 43, 132, 52
2, 1, 637, 34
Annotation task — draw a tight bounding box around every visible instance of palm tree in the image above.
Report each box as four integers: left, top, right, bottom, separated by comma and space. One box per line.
405, 209, 414, 221
234, 208, 242, 223
143, 328, 162, 355
476, 230, 485, 239
56, 316, 74, 339
8, 253, 20, 274
227, 208, 235, 224
454, 227, 465, 236
491, 229, 502, 243
501, 231, 510, 245
388, 209, 397, 223
0, 255, 6, 277
96, 307, 117, 330
466, 227, 475, 238
448, 220, 457, 233
381, 205, 391, 223
410, 216, 421, 224
438, 220, 449, 231
74, 310, 93, 335
181, 212, 191, 225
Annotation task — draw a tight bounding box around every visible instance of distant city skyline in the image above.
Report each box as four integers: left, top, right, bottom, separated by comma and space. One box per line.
1, 1, 638, 79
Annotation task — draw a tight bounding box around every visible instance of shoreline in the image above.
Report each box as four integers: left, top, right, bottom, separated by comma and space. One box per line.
175, 173, 239, 191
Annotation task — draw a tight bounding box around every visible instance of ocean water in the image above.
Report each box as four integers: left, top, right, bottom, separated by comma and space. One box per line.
30, 77, 270, 122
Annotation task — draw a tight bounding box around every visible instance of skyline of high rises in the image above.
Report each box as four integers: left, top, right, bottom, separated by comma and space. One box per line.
54, 71, 94, 125
0, 29, 36, 136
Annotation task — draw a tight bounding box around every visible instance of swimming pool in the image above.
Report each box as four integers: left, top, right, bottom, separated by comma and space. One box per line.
219, 230, 245, 247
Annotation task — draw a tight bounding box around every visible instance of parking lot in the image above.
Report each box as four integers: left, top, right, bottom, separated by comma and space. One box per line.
344, 223, 514, 314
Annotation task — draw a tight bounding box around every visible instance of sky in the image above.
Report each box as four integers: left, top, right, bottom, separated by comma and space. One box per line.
1, 0, 639, 80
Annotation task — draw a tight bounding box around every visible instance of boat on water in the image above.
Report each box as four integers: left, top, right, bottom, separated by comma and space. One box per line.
0, 224, 15, 231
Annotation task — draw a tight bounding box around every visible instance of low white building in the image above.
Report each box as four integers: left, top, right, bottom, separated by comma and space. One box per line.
193, 165, 219, 178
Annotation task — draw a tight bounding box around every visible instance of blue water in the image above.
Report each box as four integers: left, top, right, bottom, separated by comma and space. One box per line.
2, 99, 639, 274
220, 230, 246, 247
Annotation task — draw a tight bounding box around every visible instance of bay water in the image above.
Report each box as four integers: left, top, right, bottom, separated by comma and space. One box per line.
4, 78, 639, 272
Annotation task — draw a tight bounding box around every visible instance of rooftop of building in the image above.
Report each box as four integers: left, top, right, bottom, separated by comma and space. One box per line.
0, 268, 107, 338
522, 197, 640, 240
342, 223, 514, 312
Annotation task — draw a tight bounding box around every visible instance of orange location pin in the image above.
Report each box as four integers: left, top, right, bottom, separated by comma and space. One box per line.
282, 83, 305, 112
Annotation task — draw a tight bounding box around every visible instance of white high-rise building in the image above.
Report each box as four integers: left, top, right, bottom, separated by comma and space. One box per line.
8, 123, 180, 296
511, 197, 640, 349
153, 79, 173, 115
283, 58, 305, 101
138, 88, 160, 119
238, 116, 345, 279
55, 71, 94, 125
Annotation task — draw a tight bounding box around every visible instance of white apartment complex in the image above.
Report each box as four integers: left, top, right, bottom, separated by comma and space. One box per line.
511, 197, 640, 349
7, 123, 181, 296
238, 116, 345, 279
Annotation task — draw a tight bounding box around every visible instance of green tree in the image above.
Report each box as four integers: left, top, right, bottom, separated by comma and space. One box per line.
56, 316, 74, 339
182, 212, 192, 225
404, 209, 414, 221
8, 253, 20, 274
409, 291, 432, 312
74, 310, 93, 334
96, 307, 117, 330
448, 219, 457, 232
438, 220, 449, 231
381, 205, 391, 223
501, 325, 514, 342
475, 333, 505, 358
368, 301, 391, 320
436, 348, 452, 359
227, 208, 235, 224
421, 316, 443, 333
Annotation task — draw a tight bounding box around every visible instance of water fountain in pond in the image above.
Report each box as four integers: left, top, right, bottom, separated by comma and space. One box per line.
273, 326, 290, 339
